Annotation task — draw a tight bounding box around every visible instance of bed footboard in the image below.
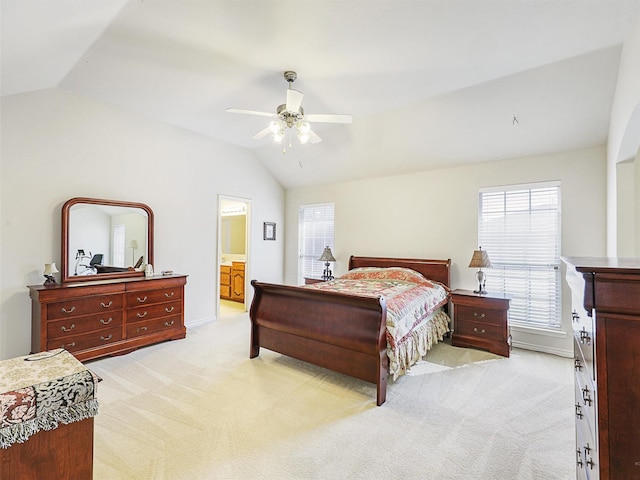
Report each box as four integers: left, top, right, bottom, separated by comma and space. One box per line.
249, 280, 389, 405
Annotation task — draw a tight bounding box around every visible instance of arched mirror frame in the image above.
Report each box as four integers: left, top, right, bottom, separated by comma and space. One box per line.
61, 197, 154, 283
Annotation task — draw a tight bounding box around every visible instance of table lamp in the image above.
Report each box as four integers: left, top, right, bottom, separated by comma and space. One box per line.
468, 247, 491, 294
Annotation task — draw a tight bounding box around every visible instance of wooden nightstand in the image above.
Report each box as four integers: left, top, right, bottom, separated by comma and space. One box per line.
450, 289, 511, 357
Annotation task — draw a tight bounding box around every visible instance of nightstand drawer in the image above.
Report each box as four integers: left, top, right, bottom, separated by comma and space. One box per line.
455, 304, 504, 326
455, 319, 504, 342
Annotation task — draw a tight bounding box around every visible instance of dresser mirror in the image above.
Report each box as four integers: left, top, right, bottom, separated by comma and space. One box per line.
61, 197, 154, 283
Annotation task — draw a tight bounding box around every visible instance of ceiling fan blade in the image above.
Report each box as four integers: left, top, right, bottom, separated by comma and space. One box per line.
226, 108, 275, 118
286, 89, 304, 113
309, 130, 322, 144
251, 127, 272, 140
306, 113, 353, 124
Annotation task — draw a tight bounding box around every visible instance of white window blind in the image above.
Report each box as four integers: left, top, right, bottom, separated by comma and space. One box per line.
478, 182, 561, 329
298, 203, 335, 284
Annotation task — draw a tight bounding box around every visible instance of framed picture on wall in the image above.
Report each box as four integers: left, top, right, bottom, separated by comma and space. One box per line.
263, 222, 276, 241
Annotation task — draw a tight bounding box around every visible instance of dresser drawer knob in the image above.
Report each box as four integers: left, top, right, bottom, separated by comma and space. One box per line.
100, 301, 113, 308
137, 311, 148, 318
61, 324, 75, 332
137, 326, 148, 333
165, 306, 175, 313
473, 327, 486, 334
137, 296, 148, 303
473, 312, 485, 319
61, 306, 76, 314
100, 334, 113, 341
164, 291, 175, 298
100, 317, 113, 325
61, 342, 76, 349
164, 320, 175, 327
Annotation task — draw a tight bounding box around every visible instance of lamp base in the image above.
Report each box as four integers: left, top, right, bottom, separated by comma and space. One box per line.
474, 270, 487, 295
43, 275, 57, 286
321, 263, 334, 281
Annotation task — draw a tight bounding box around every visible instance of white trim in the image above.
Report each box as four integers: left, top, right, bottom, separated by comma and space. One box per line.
479, 179, 561, 193
510, 324, 568, 338
512, 343, 573, 358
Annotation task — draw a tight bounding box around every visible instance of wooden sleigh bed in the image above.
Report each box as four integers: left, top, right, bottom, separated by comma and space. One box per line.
249, 256, 451, 405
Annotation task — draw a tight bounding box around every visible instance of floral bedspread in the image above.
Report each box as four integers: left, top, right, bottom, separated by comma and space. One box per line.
0, 349, 99, 448
306, 267, 451, 379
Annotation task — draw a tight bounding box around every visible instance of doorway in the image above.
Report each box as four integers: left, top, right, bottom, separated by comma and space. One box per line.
217, 196, 251, 319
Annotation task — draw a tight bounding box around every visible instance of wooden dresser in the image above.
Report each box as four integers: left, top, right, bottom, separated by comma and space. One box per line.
220, 262, 244, 302
29, 274, 187, 362
562, 257, 640, 480
450, 289, 511, 357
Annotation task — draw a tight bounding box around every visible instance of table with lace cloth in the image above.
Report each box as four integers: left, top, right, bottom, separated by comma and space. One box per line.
0, 348, 99, 449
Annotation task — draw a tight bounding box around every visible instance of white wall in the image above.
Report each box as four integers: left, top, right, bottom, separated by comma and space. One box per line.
607, 8, 640, 255
285, 146, 607, 357
0, 88, 285, 360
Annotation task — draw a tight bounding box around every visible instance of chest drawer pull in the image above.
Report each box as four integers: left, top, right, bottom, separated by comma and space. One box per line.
473, 327, 486, 334
165, 306, 175, 313
61, 306, 76, 314
582, 386, 593, 406
164, 320, 175, 327
100, 334, 113, 341
61, 342, 76, 349
137, 311, 148, 318
137, 326, 148, 333
473, 312, 485, 319
100, 301, 113, 308
100, 317, 113, 325
61, 324, 75, 332
137, 296, 148, 303
164, 291, 175, 298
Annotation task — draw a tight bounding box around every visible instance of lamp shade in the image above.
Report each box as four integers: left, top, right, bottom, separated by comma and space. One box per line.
318, 246, 336, 262
468, 247, 491, 269
129, 239, 139, 249
44, 263, 59, 275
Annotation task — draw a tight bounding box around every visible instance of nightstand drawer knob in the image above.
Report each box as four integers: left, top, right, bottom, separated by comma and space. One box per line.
473, 312, 486, 319
473, 327, 486, 334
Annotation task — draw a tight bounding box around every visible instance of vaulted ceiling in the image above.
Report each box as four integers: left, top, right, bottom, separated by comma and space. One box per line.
2, 1, 639, 188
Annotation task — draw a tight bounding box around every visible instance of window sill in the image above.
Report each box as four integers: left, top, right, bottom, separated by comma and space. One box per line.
509, 324, 568, 338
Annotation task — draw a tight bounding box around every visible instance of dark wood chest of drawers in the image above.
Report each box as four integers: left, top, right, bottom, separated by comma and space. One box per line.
450, 289, 511, 357
29, 274, 187, 361
563, 257, 640, 480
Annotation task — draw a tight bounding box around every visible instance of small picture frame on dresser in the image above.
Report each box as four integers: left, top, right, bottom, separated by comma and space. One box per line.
263, 222, 276, 241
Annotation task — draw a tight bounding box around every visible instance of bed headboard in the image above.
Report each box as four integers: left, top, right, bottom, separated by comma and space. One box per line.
348, 255, 451, 287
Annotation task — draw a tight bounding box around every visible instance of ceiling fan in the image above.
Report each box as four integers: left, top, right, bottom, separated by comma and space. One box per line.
226, 71, 352, 146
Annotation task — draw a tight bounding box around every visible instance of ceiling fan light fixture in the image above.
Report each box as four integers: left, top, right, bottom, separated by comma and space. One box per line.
269, 120, 281, 134
273, 130, 284, 143
298, 122, 311, 135
298, 132, 310, 144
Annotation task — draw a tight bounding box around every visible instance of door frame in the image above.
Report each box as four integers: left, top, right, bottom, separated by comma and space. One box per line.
217, 195, 251, 319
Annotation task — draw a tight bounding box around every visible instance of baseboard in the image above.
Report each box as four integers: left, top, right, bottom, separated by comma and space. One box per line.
185, 317, 217, 329
512, 340, 573, 358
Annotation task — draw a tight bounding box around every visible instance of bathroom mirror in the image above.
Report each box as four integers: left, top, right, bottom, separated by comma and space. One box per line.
61, 197, 154, 283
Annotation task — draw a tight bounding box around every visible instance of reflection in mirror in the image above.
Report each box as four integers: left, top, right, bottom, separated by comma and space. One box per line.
62, 198, 154, 283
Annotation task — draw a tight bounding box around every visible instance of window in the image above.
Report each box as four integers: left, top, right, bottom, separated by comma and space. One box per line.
478, 182, 561, 329
298, 203, 335, 284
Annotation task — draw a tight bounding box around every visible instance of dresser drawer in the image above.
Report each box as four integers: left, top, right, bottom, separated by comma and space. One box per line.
126, 300, 182, 323
47, 326, 122, 352
47, 311, 123, 340
48, 294, 123, 320
455, 319, 504, 342
125, 287, 182, 307
456, 304, 505, 326
126, 315, 182, 338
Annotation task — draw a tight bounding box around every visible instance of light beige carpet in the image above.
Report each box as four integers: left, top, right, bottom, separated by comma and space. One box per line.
89, 311, 574, 480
